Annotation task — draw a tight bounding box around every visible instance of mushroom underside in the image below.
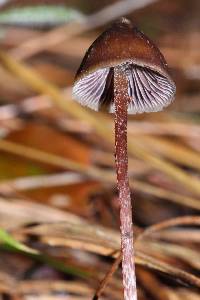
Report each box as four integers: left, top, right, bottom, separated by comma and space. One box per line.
73, 65, 175, 114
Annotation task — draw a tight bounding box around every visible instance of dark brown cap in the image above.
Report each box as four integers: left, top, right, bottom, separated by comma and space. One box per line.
73, 18, 176, 114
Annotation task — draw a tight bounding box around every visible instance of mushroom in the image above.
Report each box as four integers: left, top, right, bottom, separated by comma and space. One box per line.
73, 18, 176, 300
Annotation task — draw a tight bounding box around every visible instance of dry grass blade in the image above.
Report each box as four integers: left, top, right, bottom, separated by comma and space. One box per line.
138, 216, 200, 241
0, 139, 200, 211
10, 0, 157, 60
0, 271, 16, 294
136, 252, 200, 289
0, 139, 109, 180
131, 181, 200, 210
0, 197, 85, 229
0, 51, 200, 195
137, 269, 169, 300
0, 172, 84, 192
19, 280, 93, 298
141, 136, 200, 170
18, 220, 200, 289
0, 194, 199, 295
176, 289, 200, 300
128, 138, 200, 195
128, 121, 200, 137
0, 2, 199, 299
0, 50, 111, 137
145, 241, 200, 269
20, 221, 120, 257
151, 229, 200, 243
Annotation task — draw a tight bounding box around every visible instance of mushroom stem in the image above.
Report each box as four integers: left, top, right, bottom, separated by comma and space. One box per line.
114, 66, 137, 300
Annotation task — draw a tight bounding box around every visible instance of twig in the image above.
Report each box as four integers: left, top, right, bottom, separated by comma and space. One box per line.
92, 252, 122, 300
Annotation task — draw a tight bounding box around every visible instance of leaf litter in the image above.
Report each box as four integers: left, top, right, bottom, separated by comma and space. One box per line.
0, 1, 199, 299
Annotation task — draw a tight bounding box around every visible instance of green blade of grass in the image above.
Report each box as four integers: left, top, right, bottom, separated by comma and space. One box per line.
0, 228, 91, 278
0, 6, 84, 27
0, 227, 38, 254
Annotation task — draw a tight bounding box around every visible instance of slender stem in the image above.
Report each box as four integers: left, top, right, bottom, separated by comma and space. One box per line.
114, 67, 137, 300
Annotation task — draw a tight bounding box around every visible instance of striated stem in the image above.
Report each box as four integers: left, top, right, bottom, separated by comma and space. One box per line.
114, 66, 137, 300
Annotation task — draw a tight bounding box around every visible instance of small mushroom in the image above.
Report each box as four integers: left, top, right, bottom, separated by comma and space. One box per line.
73, 18, 175, 114
73, 18, 176, 300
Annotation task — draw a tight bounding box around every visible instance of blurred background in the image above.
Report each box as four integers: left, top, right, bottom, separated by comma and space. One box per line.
0, 0, 199, 299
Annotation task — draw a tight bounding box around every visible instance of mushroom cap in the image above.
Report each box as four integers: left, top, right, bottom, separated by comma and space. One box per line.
73, 18, 176, 114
